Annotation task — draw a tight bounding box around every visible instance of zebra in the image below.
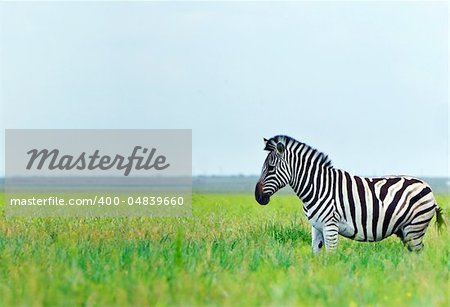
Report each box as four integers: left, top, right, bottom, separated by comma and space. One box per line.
255, 135, 445, 253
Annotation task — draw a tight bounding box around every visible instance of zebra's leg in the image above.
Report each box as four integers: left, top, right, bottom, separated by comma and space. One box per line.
311, 226, 324, 254
402, 207, 435, 252
323, 223, 339, 251
402, 224, 430, 252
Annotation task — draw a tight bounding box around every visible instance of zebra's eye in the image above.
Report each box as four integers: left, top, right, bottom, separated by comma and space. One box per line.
267, 163, 276, 172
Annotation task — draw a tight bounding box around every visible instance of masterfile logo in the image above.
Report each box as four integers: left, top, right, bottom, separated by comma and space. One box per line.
26, 146, 170, 176
6, 129, 190, 177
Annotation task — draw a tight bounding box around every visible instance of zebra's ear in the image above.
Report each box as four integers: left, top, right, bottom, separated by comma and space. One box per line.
263, 138, 270, 151
276, 142, 285, 156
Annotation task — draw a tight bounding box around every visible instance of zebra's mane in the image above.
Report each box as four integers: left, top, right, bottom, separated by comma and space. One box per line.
265, 135, 333, 168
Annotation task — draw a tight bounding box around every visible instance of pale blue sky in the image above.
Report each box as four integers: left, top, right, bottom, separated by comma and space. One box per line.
0, 1, 448, 177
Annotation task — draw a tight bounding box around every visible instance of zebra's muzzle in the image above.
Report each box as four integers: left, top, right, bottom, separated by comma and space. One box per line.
255, 181, 270, 205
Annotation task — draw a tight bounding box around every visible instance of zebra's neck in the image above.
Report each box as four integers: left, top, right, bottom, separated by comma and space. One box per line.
287, 143, 334, 208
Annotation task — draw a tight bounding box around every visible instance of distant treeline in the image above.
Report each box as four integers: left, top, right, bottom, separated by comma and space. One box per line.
193, 176, 450, 195
0, 176, 448, 194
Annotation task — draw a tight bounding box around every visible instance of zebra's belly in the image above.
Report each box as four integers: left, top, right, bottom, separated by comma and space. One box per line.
338, 221, 375, 241
338, 221, 355, 239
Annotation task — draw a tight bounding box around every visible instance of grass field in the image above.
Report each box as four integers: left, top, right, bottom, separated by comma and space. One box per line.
0, 192, 448, 306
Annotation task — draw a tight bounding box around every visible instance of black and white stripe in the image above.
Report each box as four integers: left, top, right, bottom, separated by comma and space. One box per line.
255, 135, 443, 252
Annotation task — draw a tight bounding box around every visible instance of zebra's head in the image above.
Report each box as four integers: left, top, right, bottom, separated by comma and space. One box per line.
255, 136, 292, 205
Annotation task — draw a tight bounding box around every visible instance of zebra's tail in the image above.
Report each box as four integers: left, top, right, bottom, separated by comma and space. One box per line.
435, 205, 446, 234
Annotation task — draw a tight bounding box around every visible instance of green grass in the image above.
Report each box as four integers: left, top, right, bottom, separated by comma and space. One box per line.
0, 193, 448, 306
